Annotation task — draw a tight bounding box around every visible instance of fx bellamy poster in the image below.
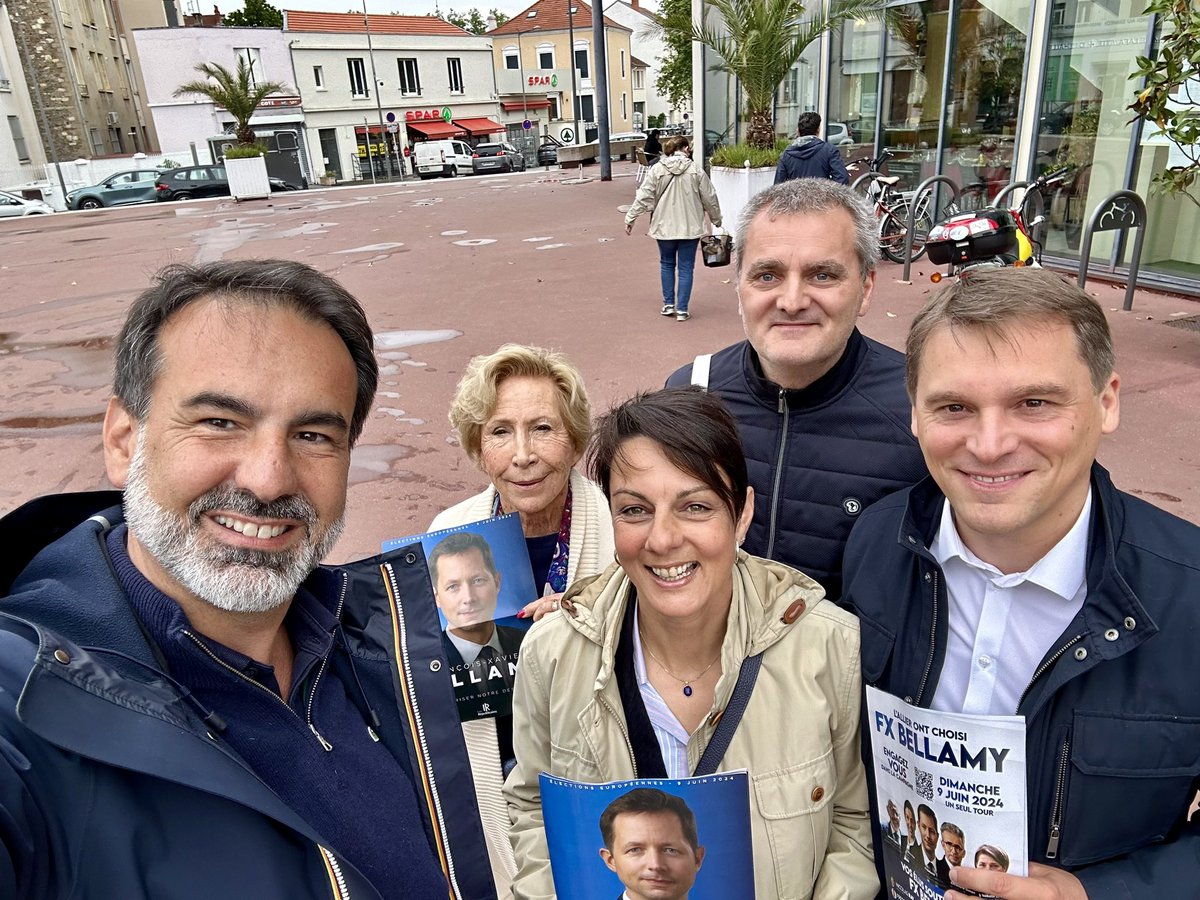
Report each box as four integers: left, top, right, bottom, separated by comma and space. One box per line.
384, 513, 536, 720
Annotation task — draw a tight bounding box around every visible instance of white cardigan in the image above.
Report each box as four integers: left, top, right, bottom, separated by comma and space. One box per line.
427, 468, 615, 899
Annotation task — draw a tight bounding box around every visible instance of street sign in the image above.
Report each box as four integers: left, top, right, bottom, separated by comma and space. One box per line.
385, 112, 396, 123
561, 128, 574, 142
386, 123, 399, 133
522, 119, 532, 130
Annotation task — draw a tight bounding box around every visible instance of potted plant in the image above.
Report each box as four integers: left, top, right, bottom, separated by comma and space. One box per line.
174, 58, 289, 201
318, 170, 339, 186
689, 0, 885, 234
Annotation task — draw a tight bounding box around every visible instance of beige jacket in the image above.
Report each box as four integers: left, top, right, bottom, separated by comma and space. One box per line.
504, 553, 877, 900
624, 153, 722, 240
429, 468, 615, 899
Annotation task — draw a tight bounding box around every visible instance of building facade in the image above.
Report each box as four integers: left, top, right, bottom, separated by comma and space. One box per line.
4, 0, 156, 169
489, 0, 633, 148
698, 0, 1200, 295
132, 24, 306, 179
285, 10, 500, 182
603, 0, 679, 129
1, 2, 47, 187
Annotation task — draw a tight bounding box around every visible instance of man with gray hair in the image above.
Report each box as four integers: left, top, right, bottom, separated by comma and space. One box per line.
667, 179, 926, 600
0, 260, 494, 899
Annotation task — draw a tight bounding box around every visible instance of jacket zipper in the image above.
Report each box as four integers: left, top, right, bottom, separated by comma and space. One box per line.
319, 845, 351, 899
181, 572, 347, 752
1015, 633, 1085, 712
765, 389, 790, 559
598, 694, 639, 777
1045, 735, 1071, 859
381, 561, 462, 899
914, 570, 939, 705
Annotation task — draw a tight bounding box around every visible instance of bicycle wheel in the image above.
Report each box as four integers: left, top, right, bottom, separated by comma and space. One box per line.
879, 202, 932, 263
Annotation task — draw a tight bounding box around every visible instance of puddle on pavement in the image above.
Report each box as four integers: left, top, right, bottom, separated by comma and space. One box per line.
0, 333, 114, 391
348, 443, 418, 486
0, 410, 105, 430
374, 329, 461, 351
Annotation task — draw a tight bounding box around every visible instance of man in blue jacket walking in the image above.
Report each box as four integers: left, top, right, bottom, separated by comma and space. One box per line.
845, 267, 1200, 899
0, 260, 496, 899
774, 112, 849, 185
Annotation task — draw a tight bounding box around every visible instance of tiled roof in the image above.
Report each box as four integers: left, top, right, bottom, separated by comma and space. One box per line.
630, 55, 649, 67
490, 0, 630, 36
283, 10, 472, 35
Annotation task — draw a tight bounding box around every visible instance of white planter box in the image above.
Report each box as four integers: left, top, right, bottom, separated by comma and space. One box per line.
710, 164, 776, 239
226, 155, 270, 201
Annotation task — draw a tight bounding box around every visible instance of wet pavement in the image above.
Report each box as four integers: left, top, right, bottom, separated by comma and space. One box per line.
2, 163, 1199, 562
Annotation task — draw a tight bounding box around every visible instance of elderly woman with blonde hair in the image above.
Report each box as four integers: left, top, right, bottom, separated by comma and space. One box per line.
429, 343, 614, 898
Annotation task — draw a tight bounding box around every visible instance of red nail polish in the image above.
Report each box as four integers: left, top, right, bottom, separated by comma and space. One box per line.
516, 610, 526, 619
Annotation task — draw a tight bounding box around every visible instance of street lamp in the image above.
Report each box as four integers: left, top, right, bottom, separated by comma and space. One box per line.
566, 1, 579, 143
516, 25, 541, 121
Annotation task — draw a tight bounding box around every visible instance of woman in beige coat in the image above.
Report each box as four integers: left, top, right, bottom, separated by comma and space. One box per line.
623, 137, 722, 322
504, 387, 877, 900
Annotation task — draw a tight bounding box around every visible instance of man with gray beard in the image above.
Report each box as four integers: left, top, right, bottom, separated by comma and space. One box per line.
0, 261, 496, 900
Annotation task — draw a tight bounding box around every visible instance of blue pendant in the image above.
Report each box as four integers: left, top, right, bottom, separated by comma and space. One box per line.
683, 685, 693, 697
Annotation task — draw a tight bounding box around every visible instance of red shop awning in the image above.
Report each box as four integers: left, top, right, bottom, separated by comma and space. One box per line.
452, 117, 505, 135
407, 120, 467, 138
500, 100, 551, 112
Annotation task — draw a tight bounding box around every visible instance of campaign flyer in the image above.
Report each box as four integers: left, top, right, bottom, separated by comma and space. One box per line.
383, 513, 535, 720
866, 686, 1028, 900
540, 772, 755, 900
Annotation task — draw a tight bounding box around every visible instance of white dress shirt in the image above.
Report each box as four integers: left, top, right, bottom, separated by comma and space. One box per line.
929, 490, 1092, 716
633, 612, 692, 779
445, 624, 504, 666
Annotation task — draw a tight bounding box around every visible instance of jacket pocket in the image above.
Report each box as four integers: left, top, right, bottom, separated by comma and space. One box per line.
1058, 712, 1200, 866
858, 616, 896, 686
752, 751, 837, 900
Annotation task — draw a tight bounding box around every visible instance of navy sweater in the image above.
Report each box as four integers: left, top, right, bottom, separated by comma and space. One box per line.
108, 526, 448, 899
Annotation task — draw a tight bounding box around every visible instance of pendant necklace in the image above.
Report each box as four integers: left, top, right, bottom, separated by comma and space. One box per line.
642, 640, 721, 697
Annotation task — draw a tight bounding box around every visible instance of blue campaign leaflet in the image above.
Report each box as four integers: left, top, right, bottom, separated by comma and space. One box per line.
384, 513, 536, 720
866, 685, 1028, 900
540, 772, 755, 900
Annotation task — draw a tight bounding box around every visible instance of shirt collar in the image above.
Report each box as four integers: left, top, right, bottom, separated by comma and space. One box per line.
931, 489, 1093, 601
445, 624, 503, 665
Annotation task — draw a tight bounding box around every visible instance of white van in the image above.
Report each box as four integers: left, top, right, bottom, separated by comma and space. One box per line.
414, 140, 474, 179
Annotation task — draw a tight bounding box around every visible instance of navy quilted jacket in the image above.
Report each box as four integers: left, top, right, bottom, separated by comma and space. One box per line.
667, 330, 927, 601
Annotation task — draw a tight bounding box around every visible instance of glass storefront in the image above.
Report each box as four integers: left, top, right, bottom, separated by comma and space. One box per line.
705, 0, 1198, 292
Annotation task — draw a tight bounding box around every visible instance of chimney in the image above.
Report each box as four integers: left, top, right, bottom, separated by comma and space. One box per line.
486, 13, 497, 30
630, 0, 639, 8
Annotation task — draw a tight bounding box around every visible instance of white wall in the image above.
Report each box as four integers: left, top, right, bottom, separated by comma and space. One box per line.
0, 6, 47, 190
603, 0, 677, 123
132, 25, 298, 153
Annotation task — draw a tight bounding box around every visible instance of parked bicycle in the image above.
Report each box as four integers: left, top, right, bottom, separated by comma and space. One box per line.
925, 166, 1073, 282
849, 148, 934, 263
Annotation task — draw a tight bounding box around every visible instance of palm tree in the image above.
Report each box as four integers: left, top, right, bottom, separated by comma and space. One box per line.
174, 59, 290, 146
694, 0, 886, 149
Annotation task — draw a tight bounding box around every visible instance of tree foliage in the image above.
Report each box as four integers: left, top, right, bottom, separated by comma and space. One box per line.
692, 0, 886, 149
653, 0, 693, 111
221, 0, 283, 28
1130, 0, 1200, 208
174, 59, 290, 145
439, 6, 507, 33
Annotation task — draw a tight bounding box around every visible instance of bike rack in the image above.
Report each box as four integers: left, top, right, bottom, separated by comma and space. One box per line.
1077, 190, 1147, 312
901, 176, 960, 282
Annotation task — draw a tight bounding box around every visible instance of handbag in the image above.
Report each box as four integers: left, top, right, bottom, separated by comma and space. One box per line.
701, 229, 732, 268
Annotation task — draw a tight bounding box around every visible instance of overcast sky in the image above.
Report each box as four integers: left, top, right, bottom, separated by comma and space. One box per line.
207, 0, 658, 20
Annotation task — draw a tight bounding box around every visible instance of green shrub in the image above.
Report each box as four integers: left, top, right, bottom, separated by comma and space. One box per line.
710, 138, 790, 169
158, 158, 179, 168
224, 143, 266, 159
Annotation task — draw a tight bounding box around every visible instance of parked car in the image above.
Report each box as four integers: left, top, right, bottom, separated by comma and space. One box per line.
0, 189, 54, 217
537, 141, 559, 166
414, 140, 474, 179
155, 165, 300, 201
67, 169, 164, 210
825, 122, 855, 146
472, 142, 527, 174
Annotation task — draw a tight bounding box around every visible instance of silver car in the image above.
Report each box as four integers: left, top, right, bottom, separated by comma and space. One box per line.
0, 189, 54, 217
